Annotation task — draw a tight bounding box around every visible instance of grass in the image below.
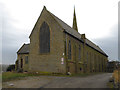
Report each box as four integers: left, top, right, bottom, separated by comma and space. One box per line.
107, 82, 114, 88
2, 72, 31, 82
112, 69, 120, 84
2, 71, 106, 82
2, 71, 65, 82
107, 68, 120, 88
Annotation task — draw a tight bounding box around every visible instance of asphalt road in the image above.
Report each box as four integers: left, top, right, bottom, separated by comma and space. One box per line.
41, 73, 112, 88
3, 73, 112, 88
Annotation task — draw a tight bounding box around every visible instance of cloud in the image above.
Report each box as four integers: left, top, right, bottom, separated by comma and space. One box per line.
118, 2, 120, 61
1, 3, 29, 64
92, 24, 118, 61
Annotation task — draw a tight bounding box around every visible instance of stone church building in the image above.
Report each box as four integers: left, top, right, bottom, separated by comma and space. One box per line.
15, 6, 108, 74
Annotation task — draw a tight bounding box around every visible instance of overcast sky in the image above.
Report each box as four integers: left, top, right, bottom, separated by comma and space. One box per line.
0, 0, 119, 65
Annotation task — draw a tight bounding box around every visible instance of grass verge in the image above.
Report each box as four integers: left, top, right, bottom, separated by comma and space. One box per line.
2, 72, 31, 82
107, 68, 120, 88
107, 82, 114, 88
2, 71, 106, 82
2, 71, 66, 82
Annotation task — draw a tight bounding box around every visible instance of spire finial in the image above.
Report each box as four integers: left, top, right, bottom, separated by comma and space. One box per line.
72, 6, 78, 32
43, 6, 47, 10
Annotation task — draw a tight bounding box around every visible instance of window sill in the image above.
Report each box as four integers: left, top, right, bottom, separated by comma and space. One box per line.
67, 60, 75, 63
78, 61, 83, 64
39, 52, 50, 55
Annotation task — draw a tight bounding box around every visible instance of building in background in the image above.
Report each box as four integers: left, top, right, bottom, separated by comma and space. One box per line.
15, 6, 108, 74
107, 61, 120, 72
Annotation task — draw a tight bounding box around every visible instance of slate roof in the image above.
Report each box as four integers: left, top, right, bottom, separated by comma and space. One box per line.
47, 9, 108, 56
48, 11, 82, 41
85, 39, 107, 56
17, 44, 29, 54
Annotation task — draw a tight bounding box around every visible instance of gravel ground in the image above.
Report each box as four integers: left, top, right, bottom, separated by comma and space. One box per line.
2, 73, 112, 88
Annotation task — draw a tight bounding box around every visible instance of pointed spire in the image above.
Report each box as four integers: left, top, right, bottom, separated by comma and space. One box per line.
72, 6, 78, 32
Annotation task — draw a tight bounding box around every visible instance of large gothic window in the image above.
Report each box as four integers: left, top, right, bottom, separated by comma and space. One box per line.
39, 22, 50, 53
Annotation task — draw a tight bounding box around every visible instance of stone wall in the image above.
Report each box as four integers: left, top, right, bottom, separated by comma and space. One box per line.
16, 54, 29, 72
29, 8, 66, 74
64, 32, 108, 74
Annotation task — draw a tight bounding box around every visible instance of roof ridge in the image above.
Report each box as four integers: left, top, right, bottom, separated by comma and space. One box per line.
17, 43, 25, 53
86, 38, 98, 47
17, 44, 30, 54
47, 9, 80, 33
24, 43, 30, 45
86, 38, 107, 56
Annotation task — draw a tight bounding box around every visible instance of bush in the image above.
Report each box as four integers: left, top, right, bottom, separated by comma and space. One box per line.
6, 64, 15, 72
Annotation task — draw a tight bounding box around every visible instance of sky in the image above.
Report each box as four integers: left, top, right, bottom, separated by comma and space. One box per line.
0, 0, 119, 65
118, 2, 120, 60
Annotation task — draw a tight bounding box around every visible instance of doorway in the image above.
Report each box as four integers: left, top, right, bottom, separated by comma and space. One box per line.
21, 58, 23, 68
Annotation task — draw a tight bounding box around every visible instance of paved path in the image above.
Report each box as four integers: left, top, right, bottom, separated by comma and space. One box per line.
41, 73, 112, 88
3, 73, 112, 88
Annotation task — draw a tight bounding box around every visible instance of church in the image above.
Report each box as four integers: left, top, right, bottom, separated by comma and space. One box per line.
15, 6, 108, 74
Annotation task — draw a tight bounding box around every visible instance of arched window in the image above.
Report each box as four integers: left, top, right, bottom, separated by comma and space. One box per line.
79, 45, 81, 60
25, 56, 28, 64
39, 22, 50, 53
20, 58, 23, 68
90, 52, 92, 72
68, 40, 71, 59
94, 54, 96, 72
86, 52, 88, 63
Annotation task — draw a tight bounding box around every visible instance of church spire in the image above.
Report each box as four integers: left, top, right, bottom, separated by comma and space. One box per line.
72, 6, 78, 32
